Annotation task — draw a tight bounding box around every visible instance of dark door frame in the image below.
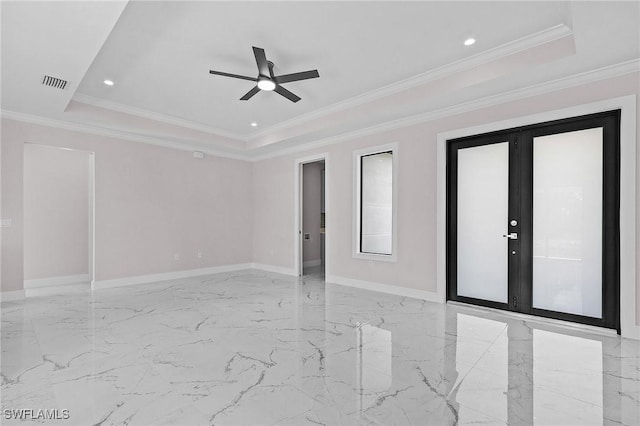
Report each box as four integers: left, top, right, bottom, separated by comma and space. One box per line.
446, 110, 621, 332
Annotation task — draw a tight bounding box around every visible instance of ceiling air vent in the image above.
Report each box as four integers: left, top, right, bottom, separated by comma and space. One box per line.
42, 75, 68, 90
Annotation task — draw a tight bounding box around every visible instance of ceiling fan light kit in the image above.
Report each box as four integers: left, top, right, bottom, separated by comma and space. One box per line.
209, 46, 319, 103
257, 77, 276, 91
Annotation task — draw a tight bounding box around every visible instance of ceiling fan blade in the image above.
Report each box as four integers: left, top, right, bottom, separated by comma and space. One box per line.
240, 86, 261, 101
274, 85, 301, 103
274, 70, 320, 84
252, 46, 270, 77
209, 70, 257, 82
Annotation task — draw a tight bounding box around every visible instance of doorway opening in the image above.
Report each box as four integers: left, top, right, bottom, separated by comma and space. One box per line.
23, 144, 95, 296
295, 154, 328, 278
301, 160, 325, 278
447, 110, 620, 331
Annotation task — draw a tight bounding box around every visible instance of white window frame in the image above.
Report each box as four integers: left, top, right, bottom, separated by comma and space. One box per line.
353, 143, 398, 262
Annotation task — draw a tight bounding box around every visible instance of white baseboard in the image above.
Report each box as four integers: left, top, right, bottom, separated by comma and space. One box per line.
0, 289, 25, 303
325, 274, 440, 303
303, 259, 322, 268
251, 263, 298, 276
6, 263, 297, 297
92, 263, 253, 290
620, 321, 640, 341
24, 274, 91, 289
25, 283, 91, 298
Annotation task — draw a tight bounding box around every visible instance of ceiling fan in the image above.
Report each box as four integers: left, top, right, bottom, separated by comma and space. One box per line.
209, 46, 319, 103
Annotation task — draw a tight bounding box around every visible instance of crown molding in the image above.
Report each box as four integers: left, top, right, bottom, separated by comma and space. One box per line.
250, 59, 640, 161
71, 24, 572, 147
3, 59, 637, 163
72, 93, 246, 142
0, 110, 251, 161
247, 24, 574, 142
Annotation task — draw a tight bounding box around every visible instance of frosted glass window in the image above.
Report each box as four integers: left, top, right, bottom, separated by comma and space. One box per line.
533, 128, 603, 318
457, 142, 509, 303
360, 151, 393, 255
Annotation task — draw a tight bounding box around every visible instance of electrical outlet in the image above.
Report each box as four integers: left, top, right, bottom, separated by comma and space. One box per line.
174, 253, 180, 261
197, 250, 203, 259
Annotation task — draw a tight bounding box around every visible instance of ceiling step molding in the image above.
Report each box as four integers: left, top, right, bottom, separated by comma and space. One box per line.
248, 24, 574, 141
70, 25, 572, 146
3, 58, 638, 162
250, 58, 640, 161
0, 109, 251, 161
72, 93, 246, 142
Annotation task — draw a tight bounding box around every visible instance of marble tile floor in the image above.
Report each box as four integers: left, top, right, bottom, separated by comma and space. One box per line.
1, 269, 639, 426
303, 265, 325, 280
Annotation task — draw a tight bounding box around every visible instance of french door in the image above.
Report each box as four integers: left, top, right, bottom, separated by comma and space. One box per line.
447, 111, 620, 331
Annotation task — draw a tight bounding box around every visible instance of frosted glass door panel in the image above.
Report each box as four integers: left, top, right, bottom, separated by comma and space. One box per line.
457, 142, 509, 303
533, 128, 603, 318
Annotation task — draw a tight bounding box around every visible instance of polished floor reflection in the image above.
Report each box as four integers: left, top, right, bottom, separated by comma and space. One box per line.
1, 270, 639, 425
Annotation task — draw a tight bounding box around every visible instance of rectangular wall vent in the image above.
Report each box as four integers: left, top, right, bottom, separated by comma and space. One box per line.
42, 75, 68, 90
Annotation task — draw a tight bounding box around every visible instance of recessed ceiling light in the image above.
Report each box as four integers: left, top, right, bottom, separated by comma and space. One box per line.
250, 122, 258, 127
103, 79, 114, 86
464, 38, 476, 46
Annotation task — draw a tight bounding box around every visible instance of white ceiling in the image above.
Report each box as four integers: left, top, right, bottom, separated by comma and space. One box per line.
1, 0, 128, 117
1, 1, 639, 157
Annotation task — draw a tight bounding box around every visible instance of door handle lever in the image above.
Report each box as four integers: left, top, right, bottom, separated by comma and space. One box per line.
503, 232, 518, 240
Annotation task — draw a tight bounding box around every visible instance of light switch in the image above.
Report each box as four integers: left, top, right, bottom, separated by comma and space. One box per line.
1, 219, 12, 228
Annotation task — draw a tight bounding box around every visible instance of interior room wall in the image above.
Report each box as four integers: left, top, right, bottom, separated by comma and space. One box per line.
0, 119, 253, 292
0, 135, 2, 289
251, 156, 292, 270
251, 72, 640, 318
1, 123, 24, 293
1, 72, 638, 328
302, 162, 322, 266
23, 144, 90, 281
